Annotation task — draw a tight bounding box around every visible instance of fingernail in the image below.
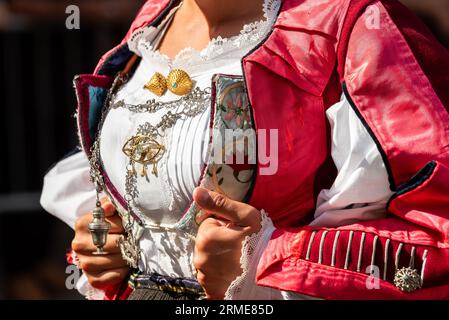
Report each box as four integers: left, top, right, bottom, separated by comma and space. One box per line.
195, 188, 211, 205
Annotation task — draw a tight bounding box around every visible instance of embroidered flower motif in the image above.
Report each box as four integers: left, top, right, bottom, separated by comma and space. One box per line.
223, 93, 251, 127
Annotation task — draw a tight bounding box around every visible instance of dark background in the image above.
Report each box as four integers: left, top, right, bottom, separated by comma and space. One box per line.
0, 0, 447, 299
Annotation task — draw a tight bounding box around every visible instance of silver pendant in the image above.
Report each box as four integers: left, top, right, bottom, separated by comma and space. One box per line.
88, 203, 111, 255
117, 233, 141, 269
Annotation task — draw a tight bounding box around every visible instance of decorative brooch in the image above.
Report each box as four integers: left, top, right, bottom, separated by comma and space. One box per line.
144, 68, 193, 97
394, 267, 422, 292
122, 134, 166, 178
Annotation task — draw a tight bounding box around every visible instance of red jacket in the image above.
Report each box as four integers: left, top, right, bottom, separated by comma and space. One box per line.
76, 0, 449, 299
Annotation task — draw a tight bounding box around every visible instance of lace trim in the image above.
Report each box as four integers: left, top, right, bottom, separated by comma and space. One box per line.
128, 0, 281, 68
83, 279, 106, 300
224, 209, 276, 300
85, 285, 106, 300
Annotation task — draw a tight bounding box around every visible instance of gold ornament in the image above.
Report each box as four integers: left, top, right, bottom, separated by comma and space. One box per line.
144, 72, 167, 97
166, 69, 193, 96
143, 69, 193, 97
122, 135, 166, 177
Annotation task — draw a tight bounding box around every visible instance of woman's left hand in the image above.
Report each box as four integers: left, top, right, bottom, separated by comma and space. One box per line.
192, 187, 262, 300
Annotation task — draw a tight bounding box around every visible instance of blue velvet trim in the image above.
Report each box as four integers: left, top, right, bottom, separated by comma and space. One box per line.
88, 86, 108, 140
97, 44, 134, 76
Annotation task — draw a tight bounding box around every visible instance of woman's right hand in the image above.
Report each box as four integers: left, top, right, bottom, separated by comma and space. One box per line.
71, 199, 130, 290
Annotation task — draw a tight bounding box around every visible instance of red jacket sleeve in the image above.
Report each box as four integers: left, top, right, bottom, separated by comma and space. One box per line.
255, 0, 449, 299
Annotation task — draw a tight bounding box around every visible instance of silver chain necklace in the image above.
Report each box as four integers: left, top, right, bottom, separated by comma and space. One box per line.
89, 73, 211, 268
112, 86, 210, 113
119, 86, 211, 178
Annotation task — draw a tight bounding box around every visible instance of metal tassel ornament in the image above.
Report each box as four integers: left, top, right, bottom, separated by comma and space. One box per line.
88, 195, 111, 255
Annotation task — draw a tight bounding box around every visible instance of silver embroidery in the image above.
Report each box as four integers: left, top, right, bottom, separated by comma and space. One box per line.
344, 231, 354, 270
357, 232, 366, 272
370, 235, 379, 272
318, 230, 329, 264
331, 231, 341, 267
306, 231, 317, 261
383, 239, 390, 280
395, 243, 404, 271
420, 249, 429, 284
409, 246, 416, 269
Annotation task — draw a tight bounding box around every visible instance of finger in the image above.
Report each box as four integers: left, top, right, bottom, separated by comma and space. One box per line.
193, 187, 258, 227
212, 218, 253, 234
199, 217, 249, 238
196, 221, 247, 254
75, 213, 94, 232
75, 210, 123, 234
196, 211, 237, 227
77, 253, 127, 272
195, 263, 240, 287
86, 267, 130, 290
195, 271, 225, 300
72, 233, 122, 255
205, 229, 249, 251
195, 210, 214, 226
102, 201, 117, 217
106, 215, 125, 234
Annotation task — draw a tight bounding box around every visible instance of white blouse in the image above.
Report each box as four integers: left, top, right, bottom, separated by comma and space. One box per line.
40, 0, 393, 300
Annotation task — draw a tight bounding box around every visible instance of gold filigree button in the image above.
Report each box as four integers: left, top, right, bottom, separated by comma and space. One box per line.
166, 69, 193, 96
143, 69, 193, 97
144, 72, 167, 97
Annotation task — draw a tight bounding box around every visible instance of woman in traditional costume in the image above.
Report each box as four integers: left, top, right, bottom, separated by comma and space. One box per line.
41, 0, 449, 299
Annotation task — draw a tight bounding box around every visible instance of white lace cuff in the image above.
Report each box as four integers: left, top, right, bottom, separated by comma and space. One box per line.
224, 209, 276, 300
